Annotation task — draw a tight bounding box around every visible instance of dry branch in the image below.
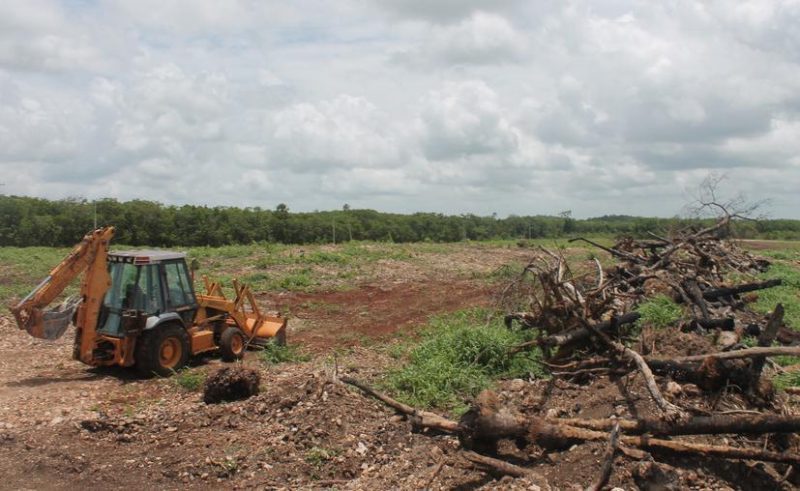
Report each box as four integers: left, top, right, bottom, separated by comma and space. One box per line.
461, 451, 547, 482
701, 279, 782, 301
750, 304, 785, 385
539, 312, 641, 348
586, 422, 619, 491
340, 376, 459, 433
582, 318, 684, 420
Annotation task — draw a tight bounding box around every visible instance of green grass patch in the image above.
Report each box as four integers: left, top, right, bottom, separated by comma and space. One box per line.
383, 308, 547, 413
636, 294, 684, 329
752, 262, 800, 330
172, 368, 206, 392
773, 371, 800, 391
260, 342, 310, 364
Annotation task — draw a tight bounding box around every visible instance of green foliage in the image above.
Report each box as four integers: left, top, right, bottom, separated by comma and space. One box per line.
172, 369, 206, 392
752, 263, 800, 330
384, 309, 547, 412
636, 295, 683, 329
773, 371, 800, 391
774, 355, 800, 367
260, 342, 310, 365
5, 195, 800, 248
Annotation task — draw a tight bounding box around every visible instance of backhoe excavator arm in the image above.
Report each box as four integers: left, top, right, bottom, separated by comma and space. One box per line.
9, 227, 115, 341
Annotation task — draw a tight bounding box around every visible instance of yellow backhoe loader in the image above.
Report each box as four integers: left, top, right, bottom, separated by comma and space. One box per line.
9, 227, 287, 376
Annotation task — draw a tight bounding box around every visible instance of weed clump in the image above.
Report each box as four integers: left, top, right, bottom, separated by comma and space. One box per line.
172, 368, 206, 392
384, 308, 546, 413
260, 342, 310, 365
773, 370, 800, 391
636, 295, 683, 329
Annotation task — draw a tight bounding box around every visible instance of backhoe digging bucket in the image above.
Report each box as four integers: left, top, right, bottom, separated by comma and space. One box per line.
15, 296, 80, 340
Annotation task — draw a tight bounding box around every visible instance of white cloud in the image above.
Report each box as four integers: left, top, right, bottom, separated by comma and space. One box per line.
394, 12, 526, 66
270, 95, 404, 171
417, 80, 519, 160
1, 1, 800, 217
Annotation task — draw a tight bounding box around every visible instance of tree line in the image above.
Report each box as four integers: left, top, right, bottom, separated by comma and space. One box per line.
1, 195, 799, 247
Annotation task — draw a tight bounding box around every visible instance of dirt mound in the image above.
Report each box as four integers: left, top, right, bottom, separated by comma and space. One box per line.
203, 366, 260, 404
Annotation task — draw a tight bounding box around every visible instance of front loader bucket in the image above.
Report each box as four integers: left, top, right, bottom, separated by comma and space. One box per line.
254, 318, 286, 339
197, 277, 287, 346
244, 315, 287, 345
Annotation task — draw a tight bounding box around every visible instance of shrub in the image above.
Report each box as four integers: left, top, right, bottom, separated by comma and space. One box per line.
384, 309, 547, 413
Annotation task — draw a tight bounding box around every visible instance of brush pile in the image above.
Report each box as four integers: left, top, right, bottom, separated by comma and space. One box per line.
203, 366, 261, 404
343, 214, 800, 489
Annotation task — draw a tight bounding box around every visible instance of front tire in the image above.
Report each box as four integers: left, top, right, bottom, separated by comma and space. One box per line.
220, 327, 246, 361
135, 324, 190, 377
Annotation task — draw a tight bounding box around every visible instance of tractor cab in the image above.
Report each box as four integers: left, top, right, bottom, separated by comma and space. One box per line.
98, 251, 197, 337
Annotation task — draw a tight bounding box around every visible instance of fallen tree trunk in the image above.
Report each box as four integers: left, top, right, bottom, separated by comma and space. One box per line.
701, 279, 782, 301
461, 399, 800, 465
660, 346, 800, 364
550, 413, 800, 436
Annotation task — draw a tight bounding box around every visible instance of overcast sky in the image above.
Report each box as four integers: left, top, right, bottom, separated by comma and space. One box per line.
1, 1, 799, 218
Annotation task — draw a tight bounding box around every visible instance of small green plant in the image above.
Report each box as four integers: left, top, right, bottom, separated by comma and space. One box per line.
216, 456, 239, 476
384, 308, 547, 413
260, 341, 310, 364
305, 446, 338, 468
172, 368, 206, 392
636, 295, 683, 329
273, 269, 316, 291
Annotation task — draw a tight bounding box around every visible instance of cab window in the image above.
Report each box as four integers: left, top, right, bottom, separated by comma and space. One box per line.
165, 261, 195, 308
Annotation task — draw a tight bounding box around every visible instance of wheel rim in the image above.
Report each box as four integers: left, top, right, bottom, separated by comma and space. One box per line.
231, 333, 244, 355
159, 337, 182, 368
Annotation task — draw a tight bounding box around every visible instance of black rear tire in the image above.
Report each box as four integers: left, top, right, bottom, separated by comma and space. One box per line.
220, 327, 246, 362
135, 324, 190, 377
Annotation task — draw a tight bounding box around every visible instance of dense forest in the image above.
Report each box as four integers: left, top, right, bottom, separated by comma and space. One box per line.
1, 195, 799, 247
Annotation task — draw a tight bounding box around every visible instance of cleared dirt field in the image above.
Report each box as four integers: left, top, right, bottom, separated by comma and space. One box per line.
1, 239, 799, 490
0, 242, 534, 489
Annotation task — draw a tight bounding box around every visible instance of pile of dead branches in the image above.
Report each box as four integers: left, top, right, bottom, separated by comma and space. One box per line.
341, 213, 800, 488
501, 214, 795, 399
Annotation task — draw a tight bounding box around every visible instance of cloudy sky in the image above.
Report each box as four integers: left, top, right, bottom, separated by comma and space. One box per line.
1, 1, 799, 218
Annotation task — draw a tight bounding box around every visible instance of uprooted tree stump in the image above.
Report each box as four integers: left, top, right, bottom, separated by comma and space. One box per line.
203, 366, 260, 404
